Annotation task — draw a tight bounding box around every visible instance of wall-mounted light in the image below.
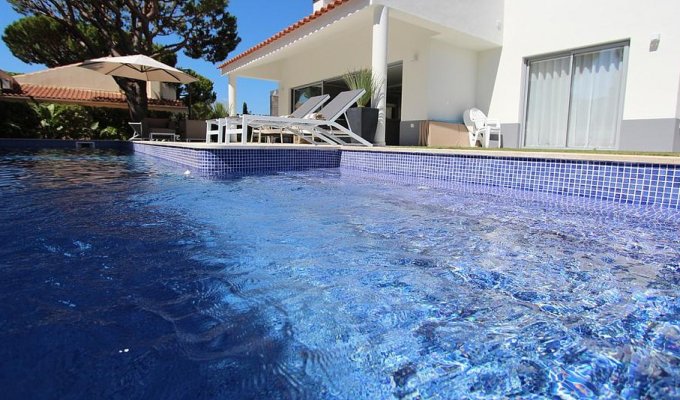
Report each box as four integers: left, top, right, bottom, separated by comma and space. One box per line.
649, 33, 661, 52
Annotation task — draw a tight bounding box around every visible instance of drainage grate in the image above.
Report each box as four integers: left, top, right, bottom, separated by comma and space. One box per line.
75, 141, 95, 149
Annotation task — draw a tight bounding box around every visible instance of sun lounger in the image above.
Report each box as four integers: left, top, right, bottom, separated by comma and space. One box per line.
241, 89, 372, 146
205, 95, 330, 143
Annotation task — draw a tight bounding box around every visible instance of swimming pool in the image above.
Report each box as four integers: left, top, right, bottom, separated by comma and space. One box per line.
0, 149, 679, 399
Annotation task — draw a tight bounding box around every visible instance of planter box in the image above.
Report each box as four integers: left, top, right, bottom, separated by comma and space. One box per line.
346, 107, 378, 143
427, 122, 470, 147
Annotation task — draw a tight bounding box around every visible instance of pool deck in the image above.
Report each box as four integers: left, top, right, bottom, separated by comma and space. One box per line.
138, 141, 680, 165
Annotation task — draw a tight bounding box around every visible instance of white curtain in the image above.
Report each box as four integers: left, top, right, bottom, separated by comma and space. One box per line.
524, 56, 572, 147
524, 46, 626, 149
567, 47, 624, 148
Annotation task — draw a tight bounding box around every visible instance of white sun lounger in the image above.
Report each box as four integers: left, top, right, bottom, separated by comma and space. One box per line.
205, 94, 330, 143
241, 89, 372, 147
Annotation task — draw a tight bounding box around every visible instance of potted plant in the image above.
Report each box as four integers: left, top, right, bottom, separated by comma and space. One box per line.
343, 68, 379, 143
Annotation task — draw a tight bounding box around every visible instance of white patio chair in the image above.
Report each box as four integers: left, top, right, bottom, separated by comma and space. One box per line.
128, 122, 143, 141
129, 119, 179, 141
241, 89, 372, 147
463, 107, 502, 148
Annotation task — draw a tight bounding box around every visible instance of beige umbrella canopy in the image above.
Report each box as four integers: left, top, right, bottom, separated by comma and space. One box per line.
78, 54, 197, 83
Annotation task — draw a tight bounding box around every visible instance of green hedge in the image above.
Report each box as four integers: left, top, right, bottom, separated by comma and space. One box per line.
0, 102, 143, 140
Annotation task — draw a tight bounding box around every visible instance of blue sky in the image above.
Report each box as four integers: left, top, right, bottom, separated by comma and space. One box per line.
0, 0, 312, 114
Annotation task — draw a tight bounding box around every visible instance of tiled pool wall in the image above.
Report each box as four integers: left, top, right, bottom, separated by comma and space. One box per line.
2, 140, 678, 209
0, 139, 131, 150
132, 143, 341, 175
341, 150, 680, 209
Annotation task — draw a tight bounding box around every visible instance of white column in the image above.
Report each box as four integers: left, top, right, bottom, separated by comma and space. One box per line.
227, 74, 237, 117
371, 5, 389, 146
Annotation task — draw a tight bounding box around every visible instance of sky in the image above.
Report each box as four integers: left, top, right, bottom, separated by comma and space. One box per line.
0, 0, 312, 115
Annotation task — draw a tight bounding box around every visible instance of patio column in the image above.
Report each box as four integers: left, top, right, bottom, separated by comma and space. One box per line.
227, 74, 237, 117
371, 5, 389, 146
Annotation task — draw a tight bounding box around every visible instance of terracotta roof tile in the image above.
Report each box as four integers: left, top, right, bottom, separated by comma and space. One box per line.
219, 0, 353, 70
1, 83, 184, 108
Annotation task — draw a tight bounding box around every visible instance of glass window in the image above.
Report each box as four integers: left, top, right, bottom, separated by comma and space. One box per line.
292, 84, 322, 111
524, 56, 572, 148
524, 44, 627, 149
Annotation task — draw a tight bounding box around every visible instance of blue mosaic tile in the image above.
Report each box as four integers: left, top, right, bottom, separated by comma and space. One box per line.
132, 144, 680, 210
340, 150, 680, 209
132, 143, 341, 176
0, 139, 131, 150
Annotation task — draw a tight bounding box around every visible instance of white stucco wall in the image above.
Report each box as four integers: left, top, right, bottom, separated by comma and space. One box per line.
227, 2, 494, 121
148, 82, 177, 101
267, 14, 479, 122
276, 20, 372, 114
475, 48, 502, 115
490, 0, 680, 123
426, 40, 478, 122
274, 14, 447, 117
374, 0, 504, 46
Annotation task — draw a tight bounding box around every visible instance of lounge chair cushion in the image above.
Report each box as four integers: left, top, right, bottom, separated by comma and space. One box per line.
306, 113, 325, 120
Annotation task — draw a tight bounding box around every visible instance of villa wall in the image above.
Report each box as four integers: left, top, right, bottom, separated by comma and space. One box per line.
489, 0, 680, 151
224, 0, 680, 152
274, 15, 479, 125
276, 17, 372, 116
425, 40, 478, 122
275, 16, 443, 118
14, 65, 176, 101
15, 66, 120, 92
374, 0, 504, 46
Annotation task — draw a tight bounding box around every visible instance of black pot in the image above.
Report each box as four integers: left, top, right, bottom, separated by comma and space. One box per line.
346, 107, 378, 143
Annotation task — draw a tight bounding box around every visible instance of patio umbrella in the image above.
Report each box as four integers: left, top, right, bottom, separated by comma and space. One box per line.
78, 54, 197, 84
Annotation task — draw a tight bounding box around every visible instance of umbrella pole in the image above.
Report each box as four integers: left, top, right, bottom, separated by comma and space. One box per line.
188, 90, 192, 120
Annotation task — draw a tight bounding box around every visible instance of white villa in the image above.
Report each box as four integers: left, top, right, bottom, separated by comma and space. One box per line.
220, 0, 680, 151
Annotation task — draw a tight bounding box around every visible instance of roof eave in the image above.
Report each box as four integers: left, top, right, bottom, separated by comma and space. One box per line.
220, 0, 370, 75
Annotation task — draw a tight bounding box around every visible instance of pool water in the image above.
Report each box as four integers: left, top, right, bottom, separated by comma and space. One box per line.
0, 149, 679, 399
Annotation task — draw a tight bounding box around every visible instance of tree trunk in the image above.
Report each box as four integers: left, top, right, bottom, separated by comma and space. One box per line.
114, 77, 148, 122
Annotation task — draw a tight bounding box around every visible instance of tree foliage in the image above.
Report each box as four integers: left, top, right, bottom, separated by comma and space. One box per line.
29, 103, 127, 139
190, 101, 228, 120
7, 0, 239, 62
4, 15, 178, 68
177, 68, 216, 106
0, 102, 39, 138
2, 15, 107, 67
175, 68, 217, 119
5, 0, 240, 121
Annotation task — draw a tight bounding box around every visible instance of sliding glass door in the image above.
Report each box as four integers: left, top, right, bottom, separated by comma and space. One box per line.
292, 83, 322, 111
524, 43, 628, 149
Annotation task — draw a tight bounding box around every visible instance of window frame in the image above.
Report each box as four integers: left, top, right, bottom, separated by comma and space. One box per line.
290, 81, 324, 112
519, 40, 630, 150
